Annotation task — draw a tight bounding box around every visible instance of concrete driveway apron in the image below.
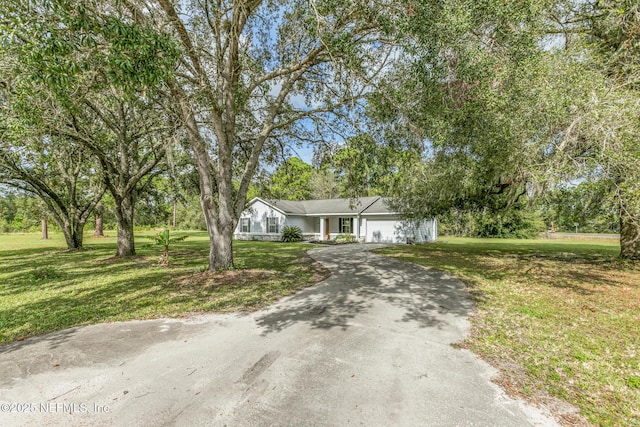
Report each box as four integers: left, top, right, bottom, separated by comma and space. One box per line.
0, 244, 558, 426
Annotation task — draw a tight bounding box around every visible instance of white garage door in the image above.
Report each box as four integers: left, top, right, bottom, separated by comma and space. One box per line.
366, 220, 407, 243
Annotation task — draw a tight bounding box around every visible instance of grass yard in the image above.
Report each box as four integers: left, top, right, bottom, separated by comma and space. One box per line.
0, 231, 325, 346
376, 237, 640, 427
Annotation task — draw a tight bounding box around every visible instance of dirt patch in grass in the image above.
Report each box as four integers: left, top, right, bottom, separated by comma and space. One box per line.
168, 255, 332, 313
174, 269, 277, 289
292, 255, 332, 282
377, 238, 640, 427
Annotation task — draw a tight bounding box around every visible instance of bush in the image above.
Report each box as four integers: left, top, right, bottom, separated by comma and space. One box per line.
439, 207, 545, 239
475, 208, 545, 239
438, 210, 477, 236
281, 225, 303, 242
334, 233, 356, 243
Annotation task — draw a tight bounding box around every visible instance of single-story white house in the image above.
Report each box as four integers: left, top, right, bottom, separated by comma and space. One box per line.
234, 196, 437, 243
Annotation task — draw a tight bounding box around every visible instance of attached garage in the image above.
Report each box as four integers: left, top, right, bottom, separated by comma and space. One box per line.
363, 217, 437, 244
365, 219, 407, 243
360, 198, 437, 244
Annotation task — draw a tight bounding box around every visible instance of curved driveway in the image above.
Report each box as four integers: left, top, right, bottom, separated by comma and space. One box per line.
0, 244, 558, 426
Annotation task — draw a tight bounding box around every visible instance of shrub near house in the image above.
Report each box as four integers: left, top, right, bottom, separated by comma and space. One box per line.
281, 226, 303, 242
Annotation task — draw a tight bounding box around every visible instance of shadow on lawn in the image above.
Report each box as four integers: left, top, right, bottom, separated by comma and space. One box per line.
0, 244, 120, 277
0, 241, 319, 346
521, 260, 628, 295
255, 244, 474, 336
0, 253, 159, 297
0, 267, 186, 345
380, 244, 631, 299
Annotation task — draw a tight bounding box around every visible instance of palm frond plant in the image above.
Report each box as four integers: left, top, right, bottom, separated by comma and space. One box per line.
147, 229, 187, 266
281, 226, 303, 242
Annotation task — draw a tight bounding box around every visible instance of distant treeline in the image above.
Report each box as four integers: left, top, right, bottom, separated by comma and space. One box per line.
0, 191, 206, 233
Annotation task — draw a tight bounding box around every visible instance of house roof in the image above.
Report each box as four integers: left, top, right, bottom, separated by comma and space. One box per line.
250, 196, 395, 216
265, 199, 308, 215
359, 197, 395, 214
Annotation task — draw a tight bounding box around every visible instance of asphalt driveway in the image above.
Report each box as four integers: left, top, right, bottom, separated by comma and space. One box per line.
0, 244, 558, 426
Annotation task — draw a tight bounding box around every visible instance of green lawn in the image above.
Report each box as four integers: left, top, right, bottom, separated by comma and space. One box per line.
376, 237, 640, 427
0, 231, 324, 345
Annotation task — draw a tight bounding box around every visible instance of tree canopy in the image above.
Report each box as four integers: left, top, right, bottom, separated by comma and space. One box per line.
1, 0, 639, 260
370, 0, 640, 257
1, 0, 180, 255
127, 0, 404, 268
263, 157, 314, 201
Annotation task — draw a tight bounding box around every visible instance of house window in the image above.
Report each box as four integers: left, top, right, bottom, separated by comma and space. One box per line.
267, 217, 279, 233
339, 218, 353, 234
240, 218, 250, 233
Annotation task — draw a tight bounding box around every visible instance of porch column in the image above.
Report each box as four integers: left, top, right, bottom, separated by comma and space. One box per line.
353, 216, 360, 240
319, 216, 326, 241
433, 217, 438, 241
361, 218, 367, 242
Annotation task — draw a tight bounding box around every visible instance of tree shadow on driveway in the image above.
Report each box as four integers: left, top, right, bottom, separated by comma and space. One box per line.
255, 244, 474, 338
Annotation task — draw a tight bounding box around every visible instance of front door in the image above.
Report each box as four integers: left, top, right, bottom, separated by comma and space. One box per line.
324, 218, 330, 240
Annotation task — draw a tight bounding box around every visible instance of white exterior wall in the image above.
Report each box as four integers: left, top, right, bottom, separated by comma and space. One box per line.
363, 216, 438, 243
412, 218, 438, 243
284, 216, 317, 240
234, 200, 287, 241
235, 200, 322, 241
329, 217, 340, 235
284, 216, 315, 231
359, 218, 366, 240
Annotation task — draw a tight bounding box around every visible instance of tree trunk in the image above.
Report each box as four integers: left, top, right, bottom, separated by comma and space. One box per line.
169, 80, 238, 270
94, 201, 104, 237
114, 194, 136, 256
59, 219, 85, 250
41, 217, 49, 240
172, 199, 177, 229
212, 186, 236, 270
209, 226, 234, 270
199, 191, 235, 270
73, 222, 85, 249
620, 208, 640, 259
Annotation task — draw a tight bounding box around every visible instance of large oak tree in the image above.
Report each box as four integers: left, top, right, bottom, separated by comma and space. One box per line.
375, 0, 640, 258
1, 0, 180, 255
124, 0, 399, 269
0, 132, 104, 249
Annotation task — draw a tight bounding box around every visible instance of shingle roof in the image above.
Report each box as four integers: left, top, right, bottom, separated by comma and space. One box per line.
255, 196, 388, 215
265, 199, 307, 215
360, 197, 394, 214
